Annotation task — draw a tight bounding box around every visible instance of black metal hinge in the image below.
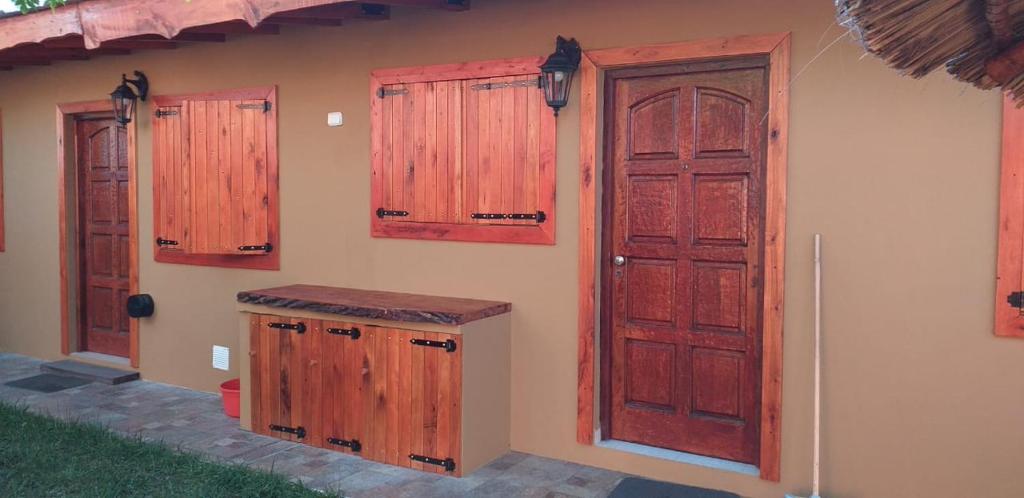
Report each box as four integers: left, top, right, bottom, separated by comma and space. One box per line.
471, 77, 541, 91
237, 101, 272, 112
377, 87, 409, 98
155, 109, 179, 118
156, 237, 179, 247
268, 322, 306, 334
269, 424, 306, 439
239, 243, 273, 253
327, 437, 362, 452
409, 454, 456, 472
470, 211, 547, 223
376, 208, 410, 218
410, 338, 457, 353
1008, 292, 1024, 309
326, 327, 361, 340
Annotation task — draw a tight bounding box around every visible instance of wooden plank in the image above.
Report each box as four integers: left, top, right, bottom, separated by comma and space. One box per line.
217, 99, 231, 253
242, 100, 257, 247
0, 110, 4, 252
397, 325, 413, 470
436, 81, 450, 221
435, 331, 452, 471
371, 56, 543, 85
576, 54, 597, 446
189, 101, 207, 254
372, 329, 389, 462
361, 325, 378, 458
304, 318, 323, 448
449, 333, 463, 477
513, 83, 528, 224
409, 330, 425, 471
463, 79, 480, 225
450, 81, 464, 223
422, 332, 439, 474
423, 82, 437, 222
230, 101, 245, 252
126, 113, 139, 368
413, 83, 427, 222
259, 314, 272, 437
249, 315, 262, 433
386, 328, 401, 465
996, 93, 1024, 338
404, 83, 417, 220
265, 315, 281, 437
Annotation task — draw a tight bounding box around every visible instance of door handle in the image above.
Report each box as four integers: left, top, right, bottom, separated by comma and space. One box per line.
613, 255, 626, 266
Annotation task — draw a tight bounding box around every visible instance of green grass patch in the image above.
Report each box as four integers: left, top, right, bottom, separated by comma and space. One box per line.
0, 402, 335, 497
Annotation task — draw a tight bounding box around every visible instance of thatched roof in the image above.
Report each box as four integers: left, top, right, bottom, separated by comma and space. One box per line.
838, 0, 1024, 100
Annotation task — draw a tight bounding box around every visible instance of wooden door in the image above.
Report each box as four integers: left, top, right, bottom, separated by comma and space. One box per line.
321, 320, 367, 455
249, 315, 322, 446
603, 60, 768, 464
361, 326, 462, 475
77, 118, 131, 357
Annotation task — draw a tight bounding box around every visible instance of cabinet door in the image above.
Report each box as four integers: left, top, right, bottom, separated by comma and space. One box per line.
320, 320, 367, 455
362, 327, 462, 475
249, 314, 322, 446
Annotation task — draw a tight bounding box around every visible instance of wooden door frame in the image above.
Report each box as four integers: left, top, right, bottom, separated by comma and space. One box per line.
575, 33, 790, 482
57, 100, 140, 368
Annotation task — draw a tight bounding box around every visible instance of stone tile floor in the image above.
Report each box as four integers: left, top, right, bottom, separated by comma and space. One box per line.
0, 353, 628, 497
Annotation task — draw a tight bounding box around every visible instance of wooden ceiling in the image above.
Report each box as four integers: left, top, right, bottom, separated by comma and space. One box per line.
0, 0, 469, 70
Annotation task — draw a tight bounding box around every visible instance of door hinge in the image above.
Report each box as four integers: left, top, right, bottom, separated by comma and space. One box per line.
471, 77, 541, 91
269, 424, 306, 439
409, 454, 456, 472
268, 322, 306, 334
470, 211, 547, 223
239, 243, 273, 253
237, 101, 271, 112
156, 237, 179, 247
155, 109, 179, 118
326, 327, 361, 340
327, 437, 362, 452
410, 338, 457, 353
1008, 292, 1024, 309
377, 87, 409, 98
376, 208, 410, 218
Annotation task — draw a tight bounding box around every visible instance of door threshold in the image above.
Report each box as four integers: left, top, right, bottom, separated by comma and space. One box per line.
595, 438, 759, 477
70, 351, 132, 369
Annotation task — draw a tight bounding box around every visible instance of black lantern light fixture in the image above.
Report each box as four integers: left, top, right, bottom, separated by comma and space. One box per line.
110, 70, 149, 126
539, 36, 581, 117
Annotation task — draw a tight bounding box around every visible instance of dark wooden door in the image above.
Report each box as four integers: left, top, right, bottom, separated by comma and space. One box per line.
603, 59, 768, 464
77, 118, 131, 357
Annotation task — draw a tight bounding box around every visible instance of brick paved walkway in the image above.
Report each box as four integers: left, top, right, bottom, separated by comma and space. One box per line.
0, 353, 627, 497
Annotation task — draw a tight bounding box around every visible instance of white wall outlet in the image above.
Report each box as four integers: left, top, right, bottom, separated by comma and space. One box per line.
327, 112, 343, 127
212, 345, 230, 371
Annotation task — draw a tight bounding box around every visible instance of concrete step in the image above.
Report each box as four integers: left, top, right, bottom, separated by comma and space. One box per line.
40, 360, 139, 385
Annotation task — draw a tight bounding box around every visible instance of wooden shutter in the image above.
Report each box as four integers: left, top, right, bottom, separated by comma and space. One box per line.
152, 105, 187, 252
996, 96, 1024, 338
463, 75, 551, 226
185, 98, 271, 255
377, 81, 463, 223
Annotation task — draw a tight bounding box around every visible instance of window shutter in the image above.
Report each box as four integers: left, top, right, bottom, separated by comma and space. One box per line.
996, 96, 1024, 338
185, 99, 271, 255
463, 75, 550, 226
152, 105, 187, 251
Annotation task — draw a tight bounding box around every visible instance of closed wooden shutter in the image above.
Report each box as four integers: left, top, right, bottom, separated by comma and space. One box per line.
152, 105, 187, 251
185, 98, 271, 255
996, 96, 1024, 338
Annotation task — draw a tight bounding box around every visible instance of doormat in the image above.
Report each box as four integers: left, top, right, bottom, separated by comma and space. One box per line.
4, 374, 92, 393
609, 477, 741, 498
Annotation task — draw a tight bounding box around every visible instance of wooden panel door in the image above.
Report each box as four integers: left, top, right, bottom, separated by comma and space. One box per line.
249, 315, 322, 446
604, 60, 768, 464
361, 326, 462, 475
77, 118, 131, 357
321, 320, 367, 455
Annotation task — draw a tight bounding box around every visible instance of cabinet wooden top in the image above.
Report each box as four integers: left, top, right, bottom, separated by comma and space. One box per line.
236, 285, 511, 326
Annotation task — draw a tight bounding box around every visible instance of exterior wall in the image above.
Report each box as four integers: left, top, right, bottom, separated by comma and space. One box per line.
0, 1, 1022, 497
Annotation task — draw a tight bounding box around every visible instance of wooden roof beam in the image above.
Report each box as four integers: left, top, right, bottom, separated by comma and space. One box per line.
372, 0, 469, 10
100, 40, 178, 50
265, 3, 390, 26
127, 33, 227, 43
182, 22, 280, 36
986, 0, 1014, 50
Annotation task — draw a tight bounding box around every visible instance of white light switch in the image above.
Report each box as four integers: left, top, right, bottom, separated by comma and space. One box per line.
212, 345, 230, 371
327, 112, 344, 127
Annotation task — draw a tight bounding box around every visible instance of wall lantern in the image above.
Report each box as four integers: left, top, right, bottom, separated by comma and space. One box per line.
539, 36, 581, 117
110, 70, 149, 126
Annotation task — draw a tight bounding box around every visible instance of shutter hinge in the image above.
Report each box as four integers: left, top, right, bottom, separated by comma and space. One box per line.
156, 237, 179, 247
410, 338, 457, 353
1008, 292, 1024, 309
409, 454, 456, 472
237, 101, 271, 112
470, 211, 547, 223
268, 322, 306, 334
155, 109, 178, 118
269, 424, 306, 439
326, 327, 361, 340
376, 208, 410, 218
471, 77, 541, 91
377, 87, 409, 98
239, 243, 273, 253
327, 437, 362, 452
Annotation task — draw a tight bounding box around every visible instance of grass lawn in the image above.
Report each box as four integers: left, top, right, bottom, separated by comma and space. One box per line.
0, 402, 335, 497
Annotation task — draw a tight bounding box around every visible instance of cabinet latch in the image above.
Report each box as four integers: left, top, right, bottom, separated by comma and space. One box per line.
470, 211, 546, 223
326, 327, 361, 340
409, 454, 456, 472
268, 322, 306, 334
269, 424, 306, 439
410, 338, 457, 353
376, 208, 410, 218
239, 243, 273, 253
156, 237, 179, 247
327, 437, 362, 452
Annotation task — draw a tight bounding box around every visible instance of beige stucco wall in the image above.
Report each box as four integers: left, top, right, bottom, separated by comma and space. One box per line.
1, 1, 1022, 497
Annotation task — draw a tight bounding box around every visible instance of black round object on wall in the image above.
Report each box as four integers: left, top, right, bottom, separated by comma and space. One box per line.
126, 294, 155, 318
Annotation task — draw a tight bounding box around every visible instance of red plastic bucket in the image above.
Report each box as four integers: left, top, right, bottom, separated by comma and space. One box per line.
220, 379, 240, 418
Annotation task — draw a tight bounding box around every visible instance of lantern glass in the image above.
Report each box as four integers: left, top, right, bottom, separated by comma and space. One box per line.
110, 82, 137, 126
539, 36, 581, 116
